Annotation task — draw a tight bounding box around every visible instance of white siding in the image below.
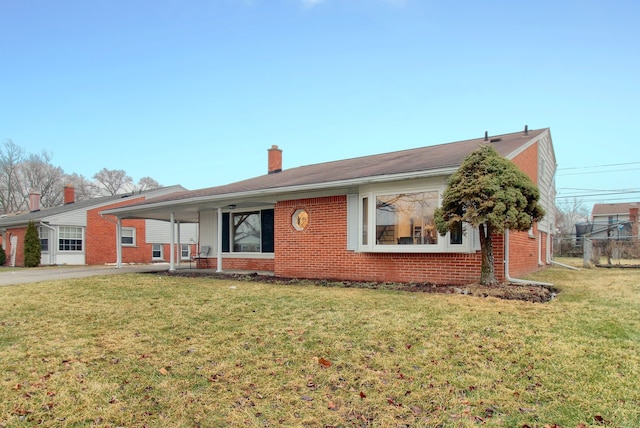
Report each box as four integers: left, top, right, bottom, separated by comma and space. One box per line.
199, 210, 217, 251
45, 208, 87, 227
537, 131, 557, 234
145, 219, 198, 244
56, 253, 85, 265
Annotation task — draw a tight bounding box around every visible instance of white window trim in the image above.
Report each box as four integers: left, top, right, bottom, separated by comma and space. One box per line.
356, 181, 475, 254
121, 227, 136, 247
230, 210, 263, 254
180, 244, 190, 260
152, 244, 164, 260
58, 226, 84, 253
38, 227, 50, 253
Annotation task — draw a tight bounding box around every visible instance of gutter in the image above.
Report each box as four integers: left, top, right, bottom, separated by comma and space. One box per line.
504, 229, 555, 289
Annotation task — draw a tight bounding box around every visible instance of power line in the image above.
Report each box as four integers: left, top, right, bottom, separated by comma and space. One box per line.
557, 189, 640, 196
557, 167, 640, 176
558, 161, 640, 171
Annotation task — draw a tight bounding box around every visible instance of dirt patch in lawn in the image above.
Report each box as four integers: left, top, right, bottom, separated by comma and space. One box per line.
161, 271, 557, 303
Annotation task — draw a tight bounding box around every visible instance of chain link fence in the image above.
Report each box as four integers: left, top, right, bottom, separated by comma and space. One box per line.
554, 234, 640, 266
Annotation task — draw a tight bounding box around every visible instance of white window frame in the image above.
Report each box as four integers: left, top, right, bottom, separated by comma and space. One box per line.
356, 181, 474, 254
231, 211, 262, 253
152, 244, 164, 260
38, 226, 49, 253
121, 227, 136, 246
58, 226, 84, 252
180, 244, 190, 260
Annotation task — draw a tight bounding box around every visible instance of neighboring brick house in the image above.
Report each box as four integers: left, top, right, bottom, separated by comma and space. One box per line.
0, 185, 197, 267
103, 127, 557, 284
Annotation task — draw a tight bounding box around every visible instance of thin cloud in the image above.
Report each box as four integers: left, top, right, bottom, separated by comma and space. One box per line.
302, 0, 325, 8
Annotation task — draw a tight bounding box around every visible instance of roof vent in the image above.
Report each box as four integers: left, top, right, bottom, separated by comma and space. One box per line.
484, 131, 488, 142
489, 137, 502, 143
524, 125, 529, 136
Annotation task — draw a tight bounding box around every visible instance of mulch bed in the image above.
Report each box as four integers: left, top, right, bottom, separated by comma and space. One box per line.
160, 271, 558, 303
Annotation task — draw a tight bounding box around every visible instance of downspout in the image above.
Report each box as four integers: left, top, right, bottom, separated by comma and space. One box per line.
504, 229, 554, 288
538, 231, 543, 266
176, 220, 181, 267
39, 222, 56, 265
169, 212, 175, 271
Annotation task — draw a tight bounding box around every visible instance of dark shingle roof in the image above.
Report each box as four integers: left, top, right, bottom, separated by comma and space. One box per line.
0, 186, 185, 227
592, 202, 640, 216
0, 194, 130, 227
132, 128, 547, 207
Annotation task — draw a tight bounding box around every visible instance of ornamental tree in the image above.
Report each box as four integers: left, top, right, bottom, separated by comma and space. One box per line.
24, 220, 41, 267
434, 145, 545, 285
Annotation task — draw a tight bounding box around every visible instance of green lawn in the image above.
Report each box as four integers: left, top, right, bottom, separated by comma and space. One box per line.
1, 260, 639, 427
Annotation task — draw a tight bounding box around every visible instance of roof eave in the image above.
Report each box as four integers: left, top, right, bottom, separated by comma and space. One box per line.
102, 167, 458, 217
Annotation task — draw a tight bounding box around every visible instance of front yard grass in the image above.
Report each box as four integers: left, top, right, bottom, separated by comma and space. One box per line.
1, 260, 639, 427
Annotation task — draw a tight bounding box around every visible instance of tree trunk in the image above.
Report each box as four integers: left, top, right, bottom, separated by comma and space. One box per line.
478, 223, 498, 286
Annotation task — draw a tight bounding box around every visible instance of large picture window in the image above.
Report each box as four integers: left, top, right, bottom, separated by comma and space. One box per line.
233, 212, 261, 252
375, 191, 439, 245
59, 226, 83, 251
221, 209, 274, 254
356, 183, 474, 253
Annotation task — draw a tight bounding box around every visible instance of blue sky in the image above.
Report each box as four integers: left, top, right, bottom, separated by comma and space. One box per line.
2, 0, 639, 206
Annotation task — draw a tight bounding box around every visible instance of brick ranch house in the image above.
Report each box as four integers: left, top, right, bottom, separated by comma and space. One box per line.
0, 185, 197, 267
103, 127, 557, 284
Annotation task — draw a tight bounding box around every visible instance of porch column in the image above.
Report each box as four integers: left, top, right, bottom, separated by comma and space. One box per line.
176, 220, 181, 267
116, 217, 122, 269
169, 212, 175, 271
217, 207, 223, 272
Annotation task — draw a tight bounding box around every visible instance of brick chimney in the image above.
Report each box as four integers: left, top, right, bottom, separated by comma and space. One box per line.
268, 145, 282, 174
630, 207, 639, 237
64, 184, 75, 204
29, 191, 41, 212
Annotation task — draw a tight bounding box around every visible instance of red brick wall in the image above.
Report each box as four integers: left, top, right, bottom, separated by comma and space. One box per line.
511, 140, 539, 184
507, 139, 551, 276
196, 257, 275, 271
271, 196, 508, 285
507, 228, 540, 277
4, 227, 27, 267
87, 197, 152, 265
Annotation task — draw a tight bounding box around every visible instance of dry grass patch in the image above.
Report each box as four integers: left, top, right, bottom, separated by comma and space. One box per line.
1, 263, 639, 427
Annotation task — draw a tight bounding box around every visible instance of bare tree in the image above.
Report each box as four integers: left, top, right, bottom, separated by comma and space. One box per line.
64, 172, 100, 201
92, 168, 133, 196
556, 198, 589, 235
18, 151, 65, 208
0, 139, 27, 213
136, 176, 161, 192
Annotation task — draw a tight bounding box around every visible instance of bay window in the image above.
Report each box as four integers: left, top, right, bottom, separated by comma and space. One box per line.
375, 191, 439, 245
356, 182, 474, 253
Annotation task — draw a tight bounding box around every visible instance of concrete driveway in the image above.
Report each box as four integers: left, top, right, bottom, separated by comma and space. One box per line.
0, 264, 173, 286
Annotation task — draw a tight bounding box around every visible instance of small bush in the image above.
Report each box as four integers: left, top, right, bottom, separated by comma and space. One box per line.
0, 246, 5, 266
